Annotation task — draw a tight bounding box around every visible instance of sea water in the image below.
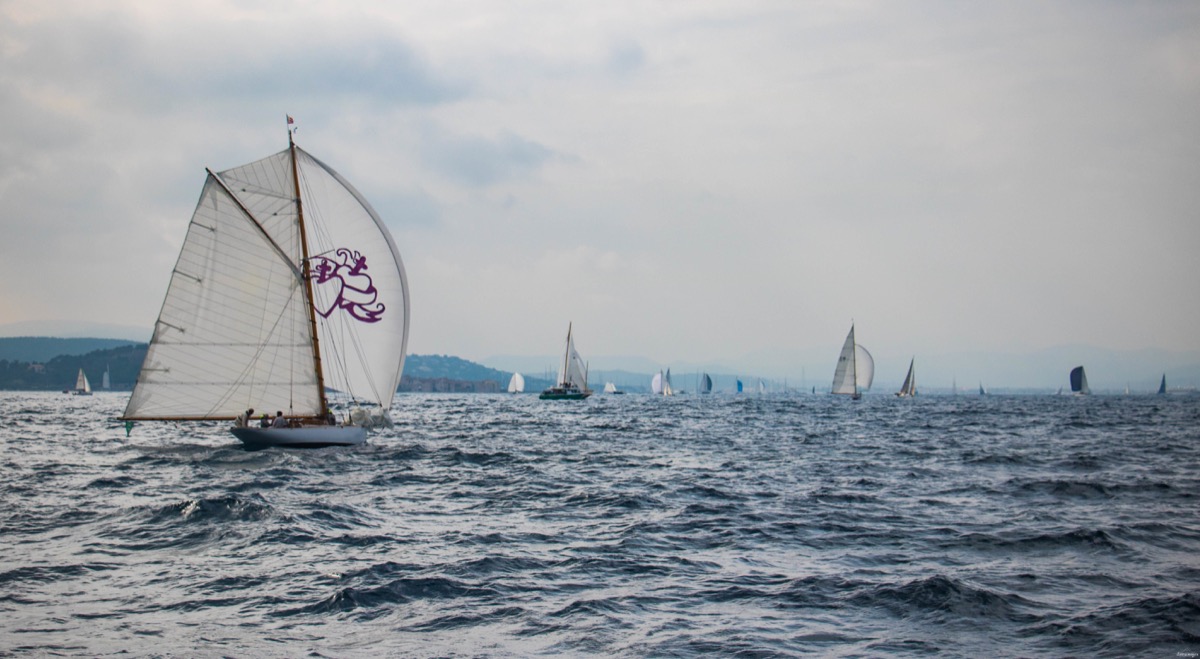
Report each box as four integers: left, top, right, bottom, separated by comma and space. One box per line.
1, 391, 1198, 657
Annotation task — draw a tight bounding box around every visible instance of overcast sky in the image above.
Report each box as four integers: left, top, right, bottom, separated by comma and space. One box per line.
3, 1, 1198, 380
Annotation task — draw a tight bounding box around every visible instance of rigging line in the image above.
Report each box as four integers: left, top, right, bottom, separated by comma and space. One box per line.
207, 170, 304, 281
207, 282, 305, 417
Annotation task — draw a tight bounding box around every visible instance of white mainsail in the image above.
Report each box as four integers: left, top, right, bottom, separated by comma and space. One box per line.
831, 325, 858, 395
101, 366, 111, 390
896, 358, 915, 397
651, 371, 663, 395
832, 324, 872, 396
604, 382, 618, 394
555, 325, 589, 391
75, 369, 91, 394
508, 372, 525, 393
123, 137, 409, 422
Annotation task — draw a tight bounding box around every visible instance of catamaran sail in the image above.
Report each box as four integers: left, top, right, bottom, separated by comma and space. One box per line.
1069, 366, 1090, 395
123, 125, 410, 448
831, 324, 873, 398
700, 373, 712, 394
895, 358, 916, 397
72, 369, 92, 396
540, 323, 591, 399
1158, 374, 1167, 395
507, 372, 525, 393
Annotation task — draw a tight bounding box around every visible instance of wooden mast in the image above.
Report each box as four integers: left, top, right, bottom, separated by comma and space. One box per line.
289, 125, 329, 418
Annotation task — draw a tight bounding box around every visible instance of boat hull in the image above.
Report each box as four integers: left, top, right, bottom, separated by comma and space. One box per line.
230, 425, 367, 449
539, 390, 592, 400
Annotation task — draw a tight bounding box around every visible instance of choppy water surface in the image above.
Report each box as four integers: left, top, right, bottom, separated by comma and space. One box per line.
1, 391, 1198, 657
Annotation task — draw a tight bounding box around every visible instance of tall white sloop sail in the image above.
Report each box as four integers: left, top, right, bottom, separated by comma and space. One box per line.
554, 324, 589, 391
831, 325, 858, 395
76, 369, 91, 394
123, 144, 409, 420
508, 372, 525, 393
897, 358, 915, 397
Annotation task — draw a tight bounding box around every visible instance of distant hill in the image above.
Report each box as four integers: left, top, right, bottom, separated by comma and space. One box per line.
0, 343, 147, 391
0, 341, 554, 392
0, 337, 143, 363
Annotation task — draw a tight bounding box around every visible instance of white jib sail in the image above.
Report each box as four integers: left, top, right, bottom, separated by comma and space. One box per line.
124, 145, 409, 420
855, 344, 874, 391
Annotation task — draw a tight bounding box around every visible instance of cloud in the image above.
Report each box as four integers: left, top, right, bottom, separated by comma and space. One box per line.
417, 124, 561, 187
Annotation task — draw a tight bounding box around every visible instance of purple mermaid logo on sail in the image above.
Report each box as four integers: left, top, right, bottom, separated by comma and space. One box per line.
309, 248, 385, 323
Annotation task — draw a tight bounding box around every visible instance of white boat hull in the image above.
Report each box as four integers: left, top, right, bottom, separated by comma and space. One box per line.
230, 425, 367, 449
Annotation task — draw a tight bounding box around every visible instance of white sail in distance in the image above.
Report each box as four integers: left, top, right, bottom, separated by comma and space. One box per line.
507, 372, 525, 393
855, 344, 874, 390
555, 325, 588, 391
831, 325, 858, 395
123, 144, 409, 420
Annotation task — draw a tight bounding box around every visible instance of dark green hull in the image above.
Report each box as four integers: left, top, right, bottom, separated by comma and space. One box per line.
539, 388, 592, 400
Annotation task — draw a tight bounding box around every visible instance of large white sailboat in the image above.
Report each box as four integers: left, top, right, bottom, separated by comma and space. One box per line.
895, 358, 916, 397
539, 323, 591, 400
831, 323, 874, 399
651, 369, 674, 396
122, 124, 410, 449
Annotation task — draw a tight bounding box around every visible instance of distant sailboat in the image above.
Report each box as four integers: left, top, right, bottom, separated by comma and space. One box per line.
1069, 366, 1090, 395
507, 372, 525, 393
979, 382, 987, 396
540, 323, 591, 400
1158, 374, 1167, 395
102, 365, 111, 390
758, 379, 766, 394
604, 382, 624, 394
699, 373, 713, 394
736, 378, 743, 393
895, 358, 916, 398
71, 369, 93, 396
831, 323, 874, 399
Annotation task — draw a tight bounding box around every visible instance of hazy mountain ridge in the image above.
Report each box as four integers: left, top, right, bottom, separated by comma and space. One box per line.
3, 329, 1197, 392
